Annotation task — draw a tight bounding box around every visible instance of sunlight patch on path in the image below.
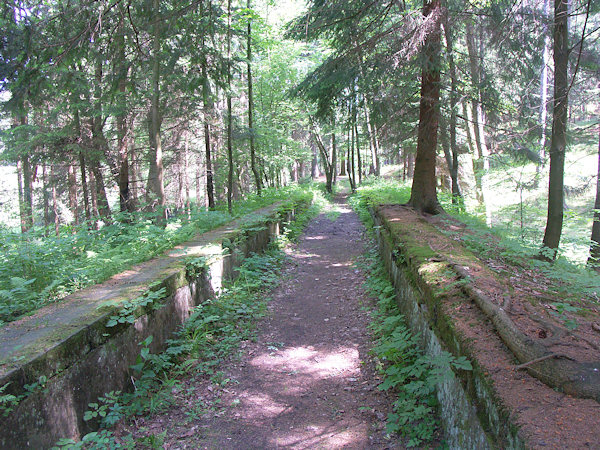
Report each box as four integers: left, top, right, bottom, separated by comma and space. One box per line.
274, 421, 365, 449
250, 345, 360, 380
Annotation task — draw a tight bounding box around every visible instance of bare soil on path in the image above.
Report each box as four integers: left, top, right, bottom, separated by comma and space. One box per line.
120, 196, 406, 449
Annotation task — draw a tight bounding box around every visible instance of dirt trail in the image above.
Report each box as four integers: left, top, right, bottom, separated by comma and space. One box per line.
122, 196, 401, 449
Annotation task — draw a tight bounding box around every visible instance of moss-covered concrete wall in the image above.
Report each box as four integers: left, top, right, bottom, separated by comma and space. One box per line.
371, 207, 525, 449
0, 202, 303, 449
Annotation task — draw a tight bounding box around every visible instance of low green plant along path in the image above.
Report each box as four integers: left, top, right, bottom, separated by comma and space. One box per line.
56, 187, 451, 448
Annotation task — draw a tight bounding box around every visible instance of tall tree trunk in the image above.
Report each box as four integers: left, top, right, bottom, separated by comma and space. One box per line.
184, 134, 191, 219
90, 161, 111, 223
311, 142, 319, 178
408, 0, 443, 214
312, 129, 333, 193
17, 158, 26, 233
346, 119, 354, 190
68, 162, 79, 224
196, 152, 203, 208
331, 132, 337, 185
202, 64, 215, 209
79, 151, 92, 223
362, 99, 379, 175
51, 165, 60, 236
116, 15, 132, 214
588, 126, 600, 269
247, 0, 261, 195
351, 125, 357, 192
226, 0, 234, 213
42, 165, 50, 233
465, 19, 491, 223
89, 57, 112, 223
340, 140, 346, 177
541, 0, 569, 260
539, 0, 551, 157
443, 20, 463, 204
463, 101, 483, 203
146, 0, 166, 219
89, 169, 99, 229
355, 121, 362, 184
130, 132, 138, 210
355, 47, 380, 176
21, 153, 34, 231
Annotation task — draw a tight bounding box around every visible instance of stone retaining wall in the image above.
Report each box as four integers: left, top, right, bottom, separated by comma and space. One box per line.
0, 201, 304, 449
371, 207, 525, 449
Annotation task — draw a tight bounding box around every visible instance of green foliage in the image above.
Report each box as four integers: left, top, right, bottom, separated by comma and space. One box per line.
351, 176, 600, 309
348, 177, 411, 226
359, 248, 471, 447
105, 288, 167, 328
0, 186, 313, 325
52, 430, 133, 450
0, 383, 20, 417
0, 375, 48, 417
0, 209, 230, 324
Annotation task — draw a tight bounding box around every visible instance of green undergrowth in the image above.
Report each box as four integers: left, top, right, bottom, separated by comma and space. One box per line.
352, 185, 471, 448
52, 191, 322, 449
0, 185, 312, 325
350, 177, 600, 307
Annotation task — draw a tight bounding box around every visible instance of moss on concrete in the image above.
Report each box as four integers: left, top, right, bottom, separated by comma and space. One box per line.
372, 206, 525, 448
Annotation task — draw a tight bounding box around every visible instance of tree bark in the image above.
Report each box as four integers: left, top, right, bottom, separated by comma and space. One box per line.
541, 0, 569, 260
312, 129, 333, 193
408, 0, 444, 214
68, 162, 79, 225
465, 19, 491, 223
226, 0, 234, 213
17, 158, 26, 233
116, 15, 132, 214
202, 62, 215, 209
350, 123, 356, 192
51, 165, 60, 236
443, 20, 462, 204
588, 126, 600, 269
247, 0, 261, 195
539, 0, 551, 157
184, 134, 191, 219
331, 132, 337, 185
89, 57, 112, 223
42, 165, 50, 232
146, 0, 167, 220
90, 160, 111, 224
79, 152, 92, 224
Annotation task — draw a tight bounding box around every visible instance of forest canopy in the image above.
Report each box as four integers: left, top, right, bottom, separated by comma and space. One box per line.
1, 0, 600, 321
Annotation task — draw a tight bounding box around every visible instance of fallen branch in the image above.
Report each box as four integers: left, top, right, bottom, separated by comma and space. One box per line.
515, 353, 560, 370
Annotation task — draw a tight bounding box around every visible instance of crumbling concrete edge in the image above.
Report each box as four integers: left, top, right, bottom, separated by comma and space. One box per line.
370, 207, 526, 450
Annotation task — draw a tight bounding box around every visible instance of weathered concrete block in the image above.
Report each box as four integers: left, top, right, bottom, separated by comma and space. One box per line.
0, 201, 305, 449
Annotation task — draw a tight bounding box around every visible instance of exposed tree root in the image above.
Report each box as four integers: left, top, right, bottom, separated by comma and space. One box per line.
449, 261, 600, 403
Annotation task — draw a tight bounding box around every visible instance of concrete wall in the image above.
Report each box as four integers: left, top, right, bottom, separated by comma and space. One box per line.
371, 208, 525, 449
0, 203, 302, 449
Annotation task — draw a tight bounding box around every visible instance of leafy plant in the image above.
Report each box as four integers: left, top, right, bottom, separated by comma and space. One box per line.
0, 383, 21, 417
52, 194, 318, 447
105, 288, 167, 328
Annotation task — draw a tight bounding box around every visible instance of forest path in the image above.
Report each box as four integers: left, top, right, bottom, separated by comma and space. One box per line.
121, 194, 400, 449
